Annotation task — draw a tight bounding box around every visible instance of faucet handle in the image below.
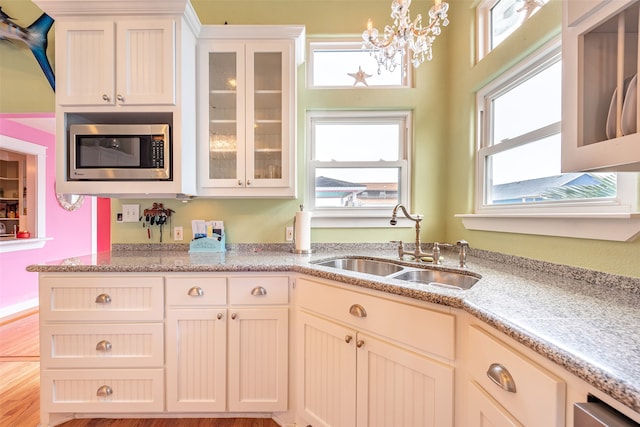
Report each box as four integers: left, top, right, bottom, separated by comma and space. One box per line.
456, 240, 469, 268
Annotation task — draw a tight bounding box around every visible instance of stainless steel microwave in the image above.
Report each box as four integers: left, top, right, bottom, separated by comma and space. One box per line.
68, 124, 171, 181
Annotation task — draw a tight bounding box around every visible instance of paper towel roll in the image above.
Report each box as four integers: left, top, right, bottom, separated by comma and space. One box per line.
294, 210, 312, 252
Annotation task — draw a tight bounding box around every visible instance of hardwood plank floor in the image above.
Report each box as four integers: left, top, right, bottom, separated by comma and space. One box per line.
0, 312, 281, 427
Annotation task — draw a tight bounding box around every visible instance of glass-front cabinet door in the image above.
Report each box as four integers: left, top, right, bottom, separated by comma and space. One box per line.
198, 36, 296, 198
206, 44, 246, 186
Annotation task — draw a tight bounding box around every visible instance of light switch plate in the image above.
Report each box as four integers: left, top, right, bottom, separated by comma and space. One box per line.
174, 226, 184, 241
122, 204, 140, 222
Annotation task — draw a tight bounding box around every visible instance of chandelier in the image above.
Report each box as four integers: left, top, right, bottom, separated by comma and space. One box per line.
362, 0, 449, 74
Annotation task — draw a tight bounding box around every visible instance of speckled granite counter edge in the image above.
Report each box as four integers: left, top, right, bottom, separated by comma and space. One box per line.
39, 242, 640, 413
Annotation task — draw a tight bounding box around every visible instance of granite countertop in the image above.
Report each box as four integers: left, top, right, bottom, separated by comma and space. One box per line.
27, 244, 640, 414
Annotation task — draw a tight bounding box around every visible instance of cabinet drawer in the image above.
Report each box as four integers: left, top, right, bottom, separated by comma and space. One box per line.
229, 276, 289, 305
40, 323, 164, 368
468, 325, 565, 427
166, 276, 227, 306
40, 275, 163, 321
297, 277, 454, 360
40, 368, 164, 413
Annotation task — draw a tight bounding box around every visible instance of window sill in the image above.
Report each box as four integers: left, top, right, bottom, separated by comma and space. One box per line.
312, 215, 415, 228
456, 213, 640, 241
0, 237, 51, 253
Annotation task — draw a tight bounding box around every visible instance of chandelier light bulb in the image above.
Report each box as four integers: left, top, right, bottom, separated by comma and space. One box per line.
363, 0, 449, 74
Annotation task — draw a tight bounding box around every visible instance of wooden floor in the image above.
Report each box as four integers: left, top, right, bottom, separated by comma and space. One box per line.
0, 312, 281, 427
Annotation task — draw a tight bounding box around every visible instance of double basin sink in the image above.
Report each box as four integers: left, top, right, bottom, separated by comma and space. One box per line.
313, 257, 481, 291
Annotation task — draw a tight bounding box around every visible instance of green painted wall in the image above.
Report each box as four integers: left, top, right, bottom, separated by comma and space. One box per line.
113, 0, 450, 248
2, 0, 639, 277
0, 0, 55, 111
443, 0, 640, 277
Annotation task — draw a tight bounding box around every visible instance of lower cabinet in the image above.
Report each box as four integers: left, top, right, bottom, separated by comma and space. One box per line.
296, 276, 455, 427
465, 324, 566, 427
38, 274, 165, 427
165, 274, 289, 413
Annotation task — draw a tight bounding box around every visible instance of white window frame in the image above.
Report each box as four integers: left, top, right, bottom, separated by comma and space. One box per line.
458, 38, 640, 241
306, 110, 412, 228
476, 0, 549, 61
307, 39, 411, 89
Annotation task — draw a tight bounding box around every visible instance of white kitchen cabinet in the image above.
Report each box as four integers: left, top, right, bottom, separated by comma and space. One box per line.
165, 276, 227, 412
228, 276, 289, 412
38, 274, 165, 427
55, 19, 175, 106
465, 325, 565, 427
165, 274, 289, 413
562, 0, 640, 171
33, 0, 199, 197
296, 276, 455, 427
197, 26, 304, 198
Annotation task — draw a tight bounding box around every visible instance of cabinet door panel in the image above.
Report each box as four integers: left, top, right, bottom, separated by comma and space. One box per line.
41, 323, 164, 368
56, 21, 115, 106
297, 311, 357, 427
356, 333, 454, 427
468, 325, 565, 426
116, 19, 176, 105
40, 368, 164, 412
228, 307, 288, 411
165, 309, 227, 412
198, 42, 247, 188
467, 381, 523, 427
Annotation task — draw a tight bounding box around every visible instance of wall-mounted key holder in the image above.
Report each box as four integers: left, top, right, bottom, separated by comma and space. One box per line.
142, 203, 175, 242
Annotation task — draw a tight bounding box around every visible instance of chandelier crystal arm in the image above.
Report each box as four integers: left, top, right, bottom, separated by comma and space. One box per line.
362, 0, 449, 74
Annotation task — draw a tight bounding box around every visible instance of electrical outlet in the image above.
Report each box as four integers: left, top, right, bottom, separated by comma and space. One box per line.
174, 226, 184, 241
285, 226, 294, 242
122, 204, 140, 222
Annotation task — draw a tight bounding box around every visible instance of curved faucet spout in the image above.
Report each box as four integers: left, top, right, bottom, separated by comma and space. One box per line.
390, 204, 422, 226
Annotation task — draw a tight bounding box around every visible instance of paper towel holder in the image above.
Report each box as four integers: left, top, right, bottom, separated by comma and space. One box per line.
291, 205, 313, 254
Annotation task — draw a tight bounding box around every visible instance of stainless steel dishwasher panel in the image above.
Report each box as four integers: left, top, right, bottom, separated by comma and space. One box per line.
574, 402, 640, 427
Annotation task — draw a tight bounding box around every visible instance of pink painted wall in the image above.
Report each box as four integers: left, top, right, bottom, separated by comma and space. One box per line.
0, 114, 94, 316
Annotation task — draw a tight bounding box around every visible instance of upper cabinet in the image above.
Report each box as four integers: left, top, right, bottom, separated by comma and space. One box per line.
56, 19, 176, 106
562, 0, 640, 171
197, 26, 305, 198
34, 0, 200, 197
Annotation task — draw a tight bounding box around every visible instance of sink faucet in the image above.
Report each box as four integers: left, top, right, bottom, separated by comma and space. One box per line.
390, 204, 441, 263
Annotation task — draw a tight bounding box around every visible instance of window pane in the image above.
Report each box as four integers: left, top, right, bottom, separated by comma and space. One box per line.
313, 49, 404, 87
492, 60, 561, 145
491, 0, 548, 49
486, 135, 616, 204
315, 168, 399, 208
314, 123, 400, 161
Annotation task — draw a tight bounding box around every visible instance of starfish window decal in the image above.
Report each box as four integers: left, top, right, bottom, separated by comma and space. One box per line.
348, 66, 372, 87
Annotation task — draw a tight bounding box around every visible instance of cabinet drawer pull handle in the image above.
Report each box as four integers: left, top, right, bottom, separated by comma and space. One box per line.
95, 293, 111, 304
96, 385, 113, 397
188, 286, 204, 297
96, 340, 112, 352
217, 313, 223, 320
349, 304, 367, 318
102, 94, 110, 102
231, 313, 237, 320
251, 286, 267, 296
356, 339, 365, 348
247, 179, 252, 186
238, 180, 243, 186
116, 94, 124, 102
345, 335, 353, 343
487, 363, 516, 393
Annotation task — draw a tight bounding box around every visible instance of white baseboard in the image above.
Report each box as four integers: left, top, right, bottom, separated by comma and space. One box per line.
0, 298, 38, 322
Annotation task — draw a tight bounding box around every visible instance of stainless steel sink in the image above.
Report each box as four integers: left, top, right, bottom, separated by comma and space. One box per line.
313, 257, 481, 290
392, 269, 480, 290
314, 258, 405, 277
